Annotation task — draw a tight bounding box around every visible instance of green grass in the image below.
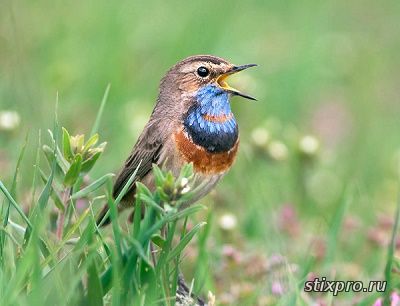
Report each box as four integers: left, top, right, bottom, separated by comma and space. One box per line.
0, 111, 210, 305
1, 0, 400, 305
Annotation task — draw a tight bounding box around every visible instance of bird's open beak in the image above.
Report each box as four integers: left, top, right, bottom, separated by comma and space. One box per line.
216, 64, 257, 100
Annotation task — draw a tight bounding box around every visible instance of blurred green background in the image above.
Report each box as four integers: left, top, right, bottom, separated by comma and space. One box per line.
1, 0, 400, 304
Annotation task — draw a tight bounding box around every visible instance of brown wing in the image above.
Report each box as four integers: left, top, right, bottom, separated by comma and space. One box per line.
97, 118, 166, 226
112, 125, 163, 199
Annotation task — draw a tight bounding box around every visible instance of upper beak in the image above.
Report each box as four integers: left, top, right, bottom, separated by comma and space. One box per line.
216, 64, 257, 100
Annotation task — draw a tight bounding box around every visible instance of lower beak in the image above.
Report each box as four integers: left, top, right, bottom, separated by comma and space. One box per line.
216, 64, 257, 101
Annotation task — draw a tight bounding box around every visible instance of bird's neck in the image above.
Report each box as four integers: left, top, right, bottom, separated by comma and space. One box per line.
183, 85, 238, 153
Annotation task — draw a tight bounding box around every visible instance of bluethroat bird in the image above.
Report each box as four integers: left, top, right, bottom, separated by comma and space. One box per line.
97, 55, 256, 225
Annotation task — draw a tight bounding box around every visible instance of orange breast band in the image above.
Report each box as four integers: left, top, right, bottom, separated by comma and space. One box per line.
173, 129, 239, 175
202, 113, 233, 123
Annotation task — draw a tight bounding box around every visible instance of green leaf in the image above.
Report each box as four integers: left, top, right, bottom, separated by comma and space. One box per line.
166, 222, 206, 262
38, 169, 65, 212
3, 134, 28, 228
137, 193, 164, 214
90, 83, 110, 137
152, 164, 165, 188
155, 220, 177, 277
70, 173, 114, 200
138, 260, 157, 300
157, 186, 170, 202
47, 127, 71, 171
0, 173, 52, 268
177, 162, 194, 181
47, 128, 56, 145
64, 154, 83, 186
36, 146, 57, 213
107, 195, 123, 259
151, 234, 165, 248
30, 130, 42, 207
87, 261, 104, 306
10, 134, 28, 198
114, 160, 142, 205
43, 144, 70, 175
81, 151, 101, 173
56, 147, 71, 173
135, 182, 153, 197
383, 187, 400, 304
161, 171, 175, 198
19, 94, 58, 264
0, 181, 32, 229
62, 127, 73, 161
42, 146, 65, 185
42, 144, 55, 164
41, 208, 90, 268
136, 182, 164, 213
72, 217, 95, 252
0, 135, 28, 265
167, 204, 206, 222
194, 212, 213, 292
82, 133, 99, 154
126, 236, 153, 266
324, 188, 351, 265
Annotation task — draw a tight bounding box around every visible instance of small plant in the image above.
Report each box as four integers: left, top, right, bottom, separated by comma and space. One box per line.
0, 99, 207, 305
101, 161, 207, 305
42, 127, 108, 239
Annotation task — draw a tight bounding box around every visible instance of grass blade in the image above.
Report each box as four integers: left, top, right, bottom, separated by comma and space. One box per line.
324, 188, 352, 266
0, 134, 28, 262
90, 84, 110, 137
0, 181, 32, 229
70, 173, 114, 200
87, 260, 104, 306
383, 188, 400, 304
114, 160, 142, 205
166, 222, 206, 262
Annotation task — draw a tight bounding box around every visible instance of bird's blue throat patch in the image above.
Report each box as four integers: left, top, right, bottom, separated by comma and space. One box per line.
183, 84, 238, 153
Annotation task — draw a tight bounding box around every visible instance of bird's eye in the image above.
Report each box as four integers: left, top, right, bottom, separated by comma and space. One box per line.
197, 66, 210, 77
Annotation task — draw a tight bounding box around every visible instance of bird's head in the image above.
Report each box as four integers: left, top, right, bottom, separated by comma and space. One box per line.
155, 55, 257, 152
160, 55, 257, 102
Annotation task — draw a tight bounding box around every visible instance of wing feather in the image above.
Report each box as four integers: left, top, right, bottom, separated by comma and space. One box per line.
112, 124, 163, 199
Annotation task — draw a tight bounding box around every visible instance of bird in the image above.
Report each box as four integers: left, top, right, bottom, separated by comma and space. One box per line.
97, 55, 256, 226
